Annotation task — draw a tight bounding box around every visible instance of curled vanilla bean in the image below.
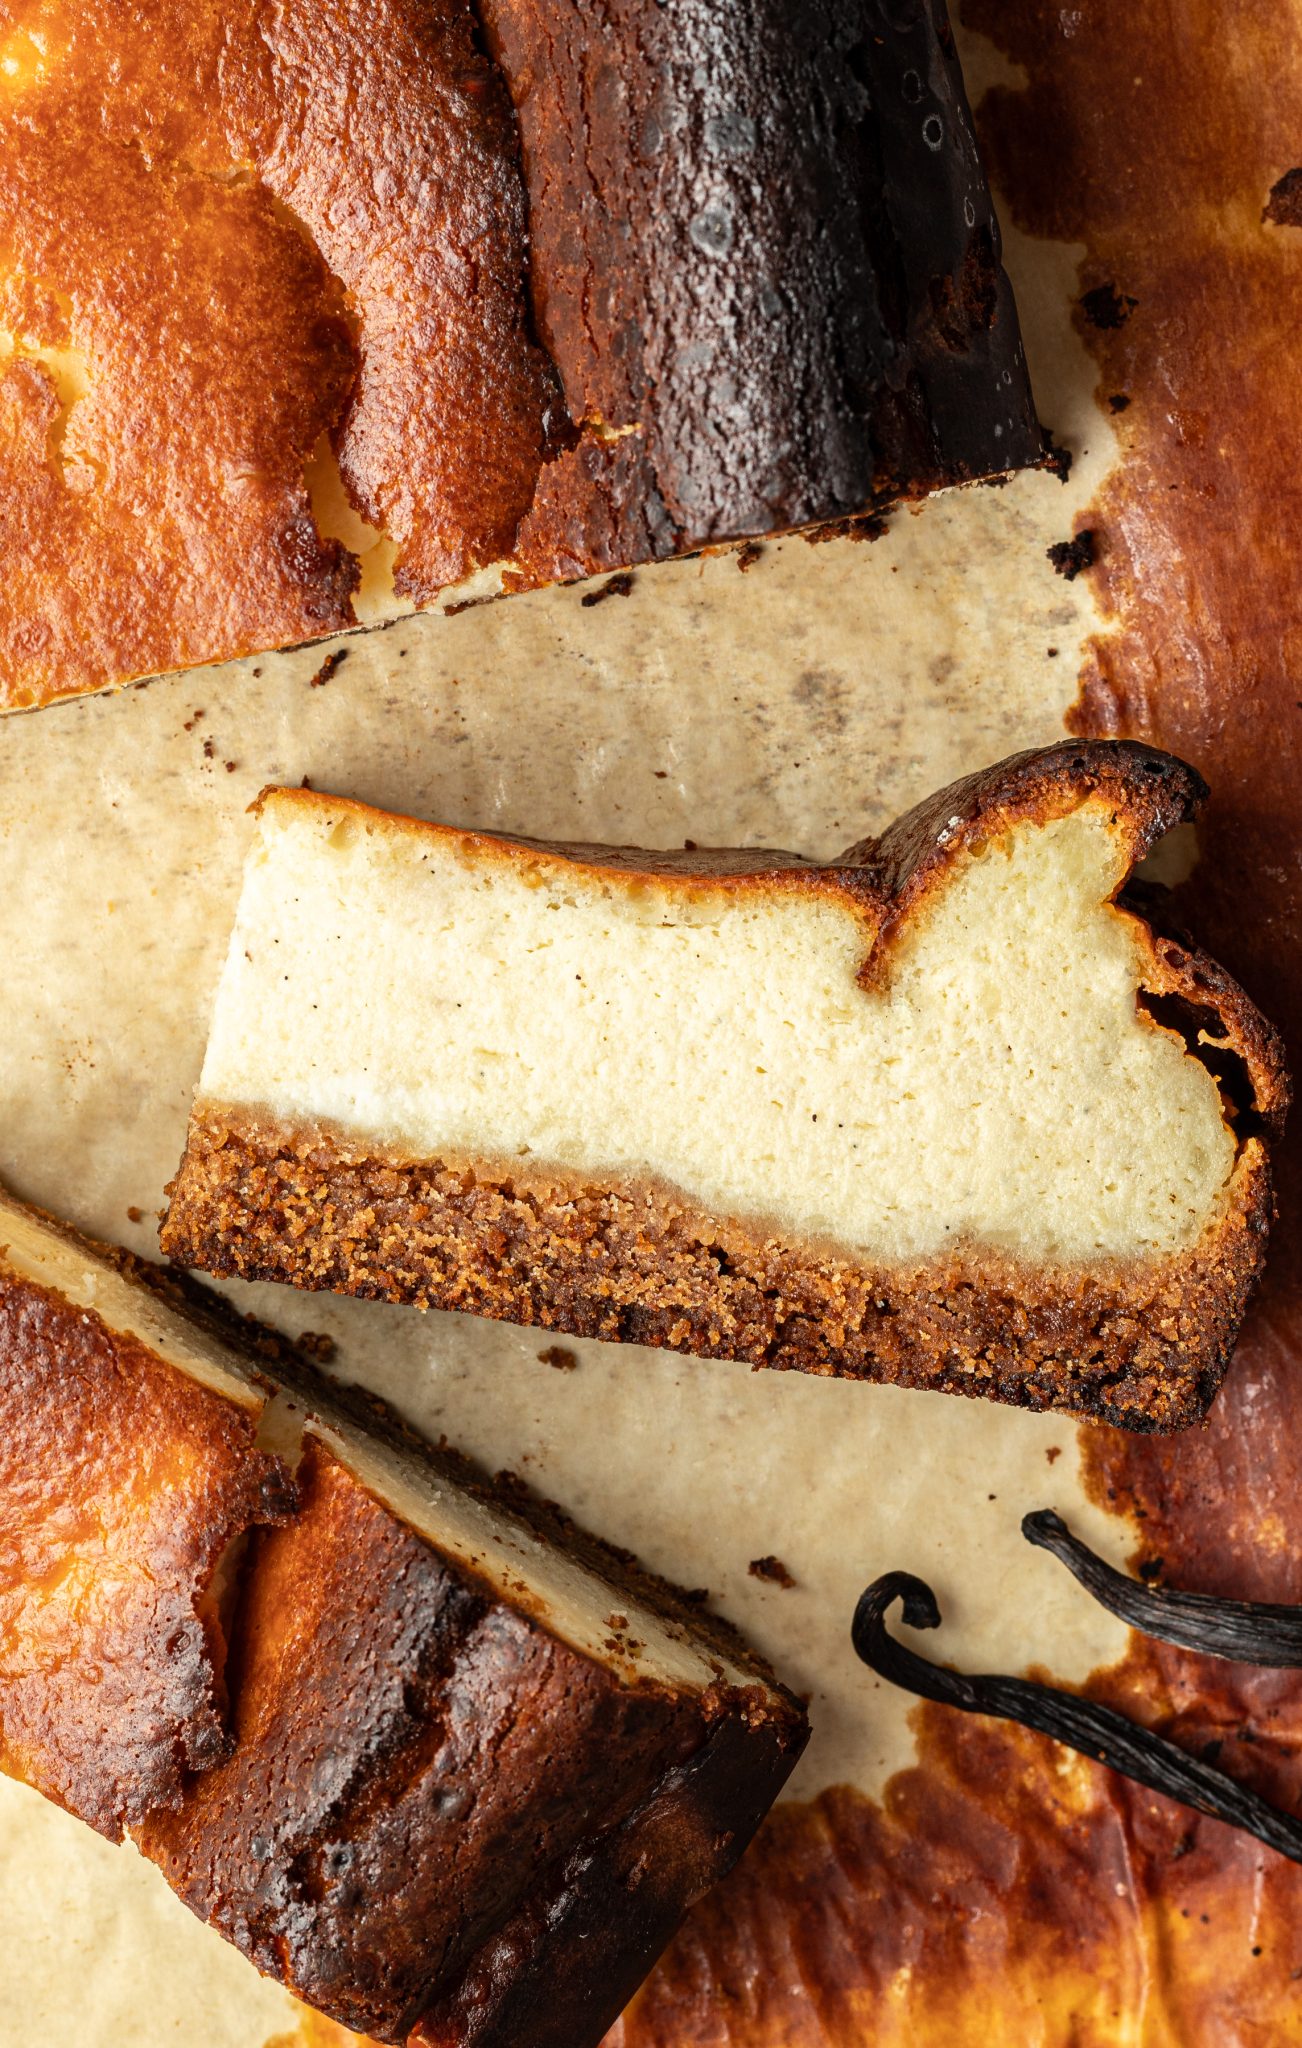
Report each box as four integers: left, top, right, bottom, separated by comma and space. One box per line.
852, 1572, 1302, 1865
1024, 1509, 1302, 1666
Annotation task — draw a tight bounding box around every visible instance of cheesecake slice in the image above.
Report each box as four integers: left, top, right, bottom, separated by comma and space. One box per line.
163, 742, 1288, 1431
0, 1188, 806, 2045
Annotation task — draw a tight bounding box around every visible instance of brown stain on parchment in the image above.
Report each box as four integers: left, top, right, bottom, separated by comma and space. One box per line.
609, 2, 1302, 2041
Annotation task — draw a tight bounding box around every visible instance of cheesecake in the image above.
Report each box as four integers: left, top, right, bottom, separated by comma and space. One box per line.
161, 741, 1289, 1430
0, 1186, 806, 2044
0, 0, 1041, 708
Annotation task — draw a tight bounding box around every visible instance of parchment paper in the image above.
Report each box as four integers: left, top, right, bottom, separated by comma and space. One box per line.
0, 177, 1143, 2045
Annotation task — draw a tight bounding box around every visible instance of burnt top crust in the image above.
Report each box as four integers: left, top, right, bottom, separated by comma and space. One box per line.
0, 0, 1039, 707
141, 1436, 801, 2044
0, 1186, 806, 2042
490, 0, 1044, 581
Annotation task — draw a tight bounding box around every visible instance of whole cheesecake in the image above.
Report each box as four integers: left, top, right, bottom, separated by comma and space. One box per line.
161, 741, 1289, 1430
0, 0, 1042, 708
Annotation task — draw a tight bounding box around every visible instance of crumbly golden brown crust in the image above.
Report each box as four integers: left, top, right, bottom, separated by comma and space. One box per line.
162, 741, 1290, 1431
159, 1110, 1272, 1433
0, 1255, 294, 1839
139, 1437, 803, 2044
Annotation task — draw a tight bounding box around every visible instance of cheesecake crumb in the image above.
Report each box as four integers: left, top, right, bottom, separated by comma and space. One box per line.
538, 1344, 579, 1371
309, 649, 349, 689
1048, 530, 1097, 580
749, 1555, 797, 1590
295, 1329, 337, 1365
580, 572, 635, 608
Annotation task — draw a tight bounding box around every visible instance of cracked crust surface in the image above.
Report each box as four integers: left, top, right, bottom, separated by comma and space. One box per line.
161, 742, 1289, 1430
0, 0, 1038, 705
0, 1245, 294, 1840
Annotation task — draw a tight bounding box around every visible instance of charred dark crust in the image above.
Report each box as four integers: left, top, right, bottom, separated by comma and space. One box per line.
845, 740, 1216, 991
485, 0, 1043, 583
160, 1115, 1272, 1433
850, 739, 1206, 886
409, 1701, 801, 2048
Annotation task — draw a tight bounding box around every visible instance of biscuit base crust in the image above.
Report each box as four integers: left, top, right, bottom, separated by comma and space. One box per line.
162, 1108, 1273, 1433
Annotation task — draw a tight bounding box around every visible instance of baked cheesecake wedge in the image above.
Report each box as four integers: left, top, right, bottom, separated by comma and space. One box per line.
163, 742, 1288, 1431
0, 1188, 805, 2046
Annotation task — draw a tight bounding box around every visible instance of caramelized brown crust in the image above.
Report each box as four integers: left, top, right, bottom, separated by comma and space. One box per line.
0, 0, 551, 707
486, 0, 1044, 582
215, 0, 556, 601
0, 104, 359, 709
162, 742, 1290, 1431
141, 1439, 804, 2046
0, 1256, 294, 1840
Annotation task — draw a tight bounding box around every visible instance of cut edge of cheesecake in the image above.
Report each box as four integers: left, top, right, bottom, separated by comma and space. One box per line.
161, 741, 1289, 1430
0, 1188, 297, 1836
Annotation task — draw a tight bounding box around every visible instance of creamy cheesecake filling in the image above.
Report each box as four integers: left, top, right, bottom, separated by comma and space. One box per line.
195, 792, 1238, 1267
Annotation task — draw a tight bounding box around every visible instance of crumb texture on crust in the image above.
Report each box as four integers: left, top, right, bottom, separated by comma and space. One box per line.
0, 1256, 293, 1840
161, 743, 1286, 1427
486, 0, 1043, 581
158, 1108, 1271, 1432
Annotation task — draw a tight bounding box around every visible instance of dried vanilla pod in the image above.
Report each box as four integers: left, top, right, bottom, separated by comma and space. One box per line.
1024, 1508, 1302, 1665
852, 1552, 1302, 1868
